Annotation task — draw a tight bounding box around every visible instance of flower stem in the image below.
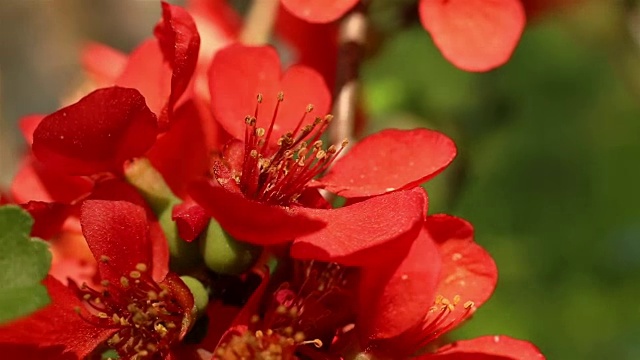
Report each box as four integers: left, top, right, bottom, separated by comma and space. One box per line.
239, 0, 280, 45
331, 2, 368, 147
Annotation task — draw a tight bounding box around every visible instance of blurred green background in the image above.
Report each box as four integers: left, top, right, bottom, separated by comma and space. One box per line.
1, 1, 639, 359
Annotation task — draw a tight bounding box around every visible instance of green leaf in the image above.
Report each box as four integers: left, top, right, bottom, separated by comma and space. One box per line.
0, 205, 52, 324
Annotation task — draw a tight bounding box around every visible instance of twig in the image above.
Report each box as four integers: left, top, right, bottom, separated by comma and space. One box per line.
331, 3, 368, 147
239, 0, 280, 45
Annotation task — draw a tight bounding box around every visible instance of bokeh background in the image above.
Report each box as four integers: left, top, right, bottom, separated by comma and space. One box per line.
1, 1, 639, 359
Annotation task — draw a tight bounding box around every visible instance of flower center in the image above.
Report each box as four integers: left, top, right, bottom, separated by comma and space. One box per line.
408, 294, 476, 351
214, 262, 354, 359
235, 92, 347, 205
73, 262, 186, 359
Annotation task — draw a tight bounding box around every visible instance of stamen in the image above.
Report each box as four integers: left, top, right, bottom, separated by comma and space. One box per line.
72, 263, 186, 359
229, 92, 349, 206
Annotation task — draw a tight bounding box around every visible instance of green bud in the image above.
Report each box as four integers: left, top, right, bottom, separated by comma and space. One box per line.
124, 157, 201, 273
179, 276, 209, 318
201, 220, 261, 275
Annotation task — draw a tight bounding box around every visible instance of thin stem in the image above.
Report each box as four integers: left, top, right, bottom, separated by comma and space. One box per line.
239, 0, 280, 45
330, 3, 368, 148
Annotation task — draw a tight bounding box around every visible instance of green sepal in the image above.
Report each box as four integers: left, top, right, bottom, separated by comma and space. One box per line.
124, 158, 201, 273
0, 205, 52, 324
201, 220, 262, 275
179, 276, 209, 318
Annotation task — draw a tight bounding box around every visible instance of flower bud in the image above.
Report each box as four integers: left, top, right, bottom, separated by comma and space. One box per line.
201, 220, 261, 275
124, 157, 201, 272
179, 275, 209, 318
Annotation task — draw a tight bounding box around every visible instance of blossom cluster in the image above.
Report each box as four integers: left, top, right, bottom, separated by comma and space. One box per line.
0, 1, 545, 359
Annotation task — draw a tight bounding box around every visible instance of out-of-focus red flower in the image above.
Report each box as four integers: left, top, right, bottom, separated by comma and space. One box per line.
279, 0, 525, 72
281, 0, 359, 23
418, 0, 526, 72
0, 200, 196, 359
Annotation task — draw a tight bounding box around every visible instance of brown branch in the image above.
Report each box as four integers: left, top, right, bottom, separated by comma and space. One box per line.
239, 0, 280, 45
331, 3, 368, 148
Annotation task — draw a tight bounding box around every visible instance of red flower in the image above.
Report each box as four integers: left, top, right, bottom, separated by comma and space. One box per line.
279, 0, 525, 72
209, 215, 544, 360
418, 0, 526, 72
357, 214, 544, 359
212, 261, 358, 359
190, 44, 454, 265
0, 200, 196, 359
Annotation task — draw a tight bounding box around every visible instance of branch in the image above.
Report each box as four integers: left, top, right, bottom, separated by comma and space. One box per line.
239, 0, 280, 45
331, 3, 368, 147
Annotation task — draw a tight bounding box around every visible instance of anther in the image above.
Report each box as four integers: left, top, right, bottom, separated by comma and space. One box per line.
257, 93, 263, 103
306, 104, 314, 112
277, 91, 284, 101
129, 271, 141, 279
135, 263, 148, 272
100, 255, 110, 263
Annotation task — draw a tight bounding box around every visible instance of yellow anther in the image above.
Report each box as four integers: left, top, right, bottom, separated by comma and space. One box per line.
277, 91, 284, 101
306, 104, 314, 112
257, 93, 263, 103
100, 280, 110, 287
324, 114, 334, 122
250, 149, 258, 158
135, 263, 148, 272
83, 294, 91, 300
453, 295, 461, 305
98, 312, 109, 319
293, 331, 305, 343
129, 271, 141, 279
100, 255, 110, 263
255, 330, 264, 338
120, 277, 130, 287
255, 127, 266, 137
464, 301, 475, 309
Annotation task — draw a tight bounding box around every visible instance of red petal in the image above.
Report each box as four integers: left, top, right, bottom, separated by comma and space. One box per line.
21, 201, 70, 239
358, 224, 442, 340
153, 2, 201, 129
189, 179, 326, 245
209, 44, 330, 144
10, 156, 93, 204
32, 87, 158, 176
421, 335, 545, 360
318, 129, 456, 198
291, 187, 427, 266
419, 0, 526, 72
0, 276, 115, 358
281, 0, 359, 23
429, 214, 497, 318
147, 101, 211, 198
172, 201, 210, 242
89, 179, 170, 281
116, 39, 172, 117
80, 200, 153, 284
160, 272, 196, 339
81, 42, 127, 86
